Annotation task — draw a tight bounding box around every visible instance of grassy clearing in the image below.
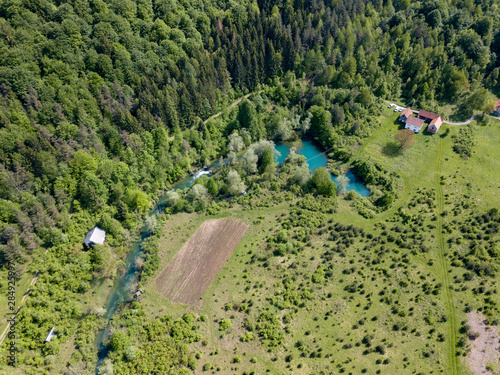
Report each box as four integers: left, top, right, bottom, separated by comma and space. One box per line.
359, 107, 500, 211
0, 246, 51, 330
139, 111, 500, 375
145, 204, 455, 373
0, 271, 32, 325
0, 270, 31, 375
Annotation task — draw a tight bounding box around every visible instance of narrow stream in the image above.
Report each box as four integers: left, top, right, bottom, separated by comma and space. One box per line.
94, 172, 200, 373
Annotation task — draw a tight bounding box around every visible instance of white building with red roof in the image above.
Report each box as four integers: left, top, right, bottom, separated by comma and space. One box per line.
405, 116, 425, 133
418, 110, 444, 133
427, 116, 443, 134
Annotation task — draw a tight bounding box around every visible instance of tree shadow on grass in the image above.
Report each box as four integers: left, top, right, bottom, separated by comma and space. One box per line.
394, 118, 407, 130
382, 141, 404, 157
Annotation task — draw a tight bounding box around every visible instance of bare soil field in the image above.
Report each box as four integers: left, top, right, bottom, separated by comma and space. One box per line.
155, 217, 249, 307
466, 311, 500, 375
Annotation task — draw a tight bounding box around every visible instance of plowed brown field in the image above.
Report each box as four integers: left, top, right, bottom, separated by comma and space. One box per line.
155, 217, 249, 307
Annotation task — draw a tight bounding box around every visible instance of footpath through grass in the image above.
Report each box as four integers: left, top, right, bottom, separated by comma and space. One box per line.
435, 137, 458, 375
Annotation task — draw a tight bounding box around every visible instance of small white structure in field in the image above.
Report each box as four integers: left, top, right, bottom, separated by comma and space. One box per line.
83, 227, 106, 247
45, 327, 56, 342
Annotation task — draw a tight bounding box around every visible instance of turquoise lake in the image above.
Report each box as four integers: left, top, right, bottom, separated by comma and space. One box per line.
275, 140, 370, 197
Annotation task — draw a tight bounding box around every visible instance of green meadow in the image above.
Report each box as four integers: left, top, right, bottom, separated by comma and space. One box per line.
138, 109, 500, 374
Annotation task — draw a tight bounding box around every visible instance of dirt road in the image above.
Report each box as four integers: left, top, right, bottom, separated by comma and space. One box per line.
0, 250, 48, 346
203, 92, 257, 124
443, 114, 500, 125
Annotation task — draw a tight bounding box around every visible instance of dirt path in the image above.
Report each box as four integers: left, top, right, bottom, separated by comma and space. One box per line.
443, 114, 500, 125
434, 138, 459, 375
0, 250, 48, 346
443, 114, 481, 125
168, 91, 259, 142
203, 92, 257, 125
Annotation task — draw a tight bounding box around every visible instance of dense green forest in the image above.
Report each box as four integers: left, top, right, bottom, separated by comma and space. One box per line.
1, 0, 500, 373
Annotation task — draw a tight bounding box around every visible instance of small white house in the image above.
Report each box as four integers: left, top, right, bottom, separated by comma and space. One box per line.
45, 327, 56, 343
404, 116, 425, 133
83, 227, 106, 247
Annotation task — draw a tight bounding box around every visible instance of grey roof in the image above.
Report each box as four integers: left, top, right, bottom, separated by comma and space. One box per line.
83, 226, 106, 246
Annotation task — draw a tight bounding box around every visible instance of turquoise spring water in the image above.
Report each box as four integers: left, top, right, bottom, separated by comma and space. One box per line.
275, 140, 370, 197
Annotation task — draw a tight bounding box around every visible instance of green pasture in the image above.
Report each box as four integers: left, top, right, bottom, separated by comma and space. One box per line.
139, 109, 500, 374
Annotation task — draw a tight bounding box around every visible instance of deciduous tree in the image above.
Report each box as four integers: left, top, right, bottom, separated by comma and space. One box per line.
126, 189, 150, 214
70, 150, 98, 177
166, 191, 180, 206
294, 165, 310, 186
187, 184, 208, 202
394, 129, 415, 150
227, 169, 246, 196
206, 178, 219, 195
260, 148, 276, 175
464, 88, 496, 115
312, 167, 336, 196
242, 148, 258, 174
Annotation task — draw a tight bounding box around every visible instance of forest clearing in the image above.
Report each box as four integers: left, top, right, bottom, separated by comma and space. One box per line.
155, 218, 249, 307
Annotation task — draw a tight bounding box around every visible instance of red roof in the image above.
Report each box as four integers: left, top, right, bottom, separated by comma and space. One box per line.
429, 117, 443, 127
428, 117, 443, 133
418, 110, 440, 120
405, 116, 425, 128
400, 108, 413, 118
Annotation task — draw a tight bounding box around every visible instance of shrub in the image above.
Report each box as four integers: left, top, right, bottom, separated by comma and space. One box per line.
452, 125, 476, 158
203, 362, 213, 371
241, 332, 255, 342
219, 318, 232, 331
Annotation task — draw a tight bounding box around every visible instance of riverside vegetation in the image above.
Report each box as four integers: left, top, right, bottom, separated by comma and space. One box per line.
0, 0, 499, 374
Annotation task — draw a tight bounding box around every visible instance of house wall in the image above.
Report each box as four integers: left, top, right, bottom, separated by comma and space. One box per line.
405, 124, 420, 133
